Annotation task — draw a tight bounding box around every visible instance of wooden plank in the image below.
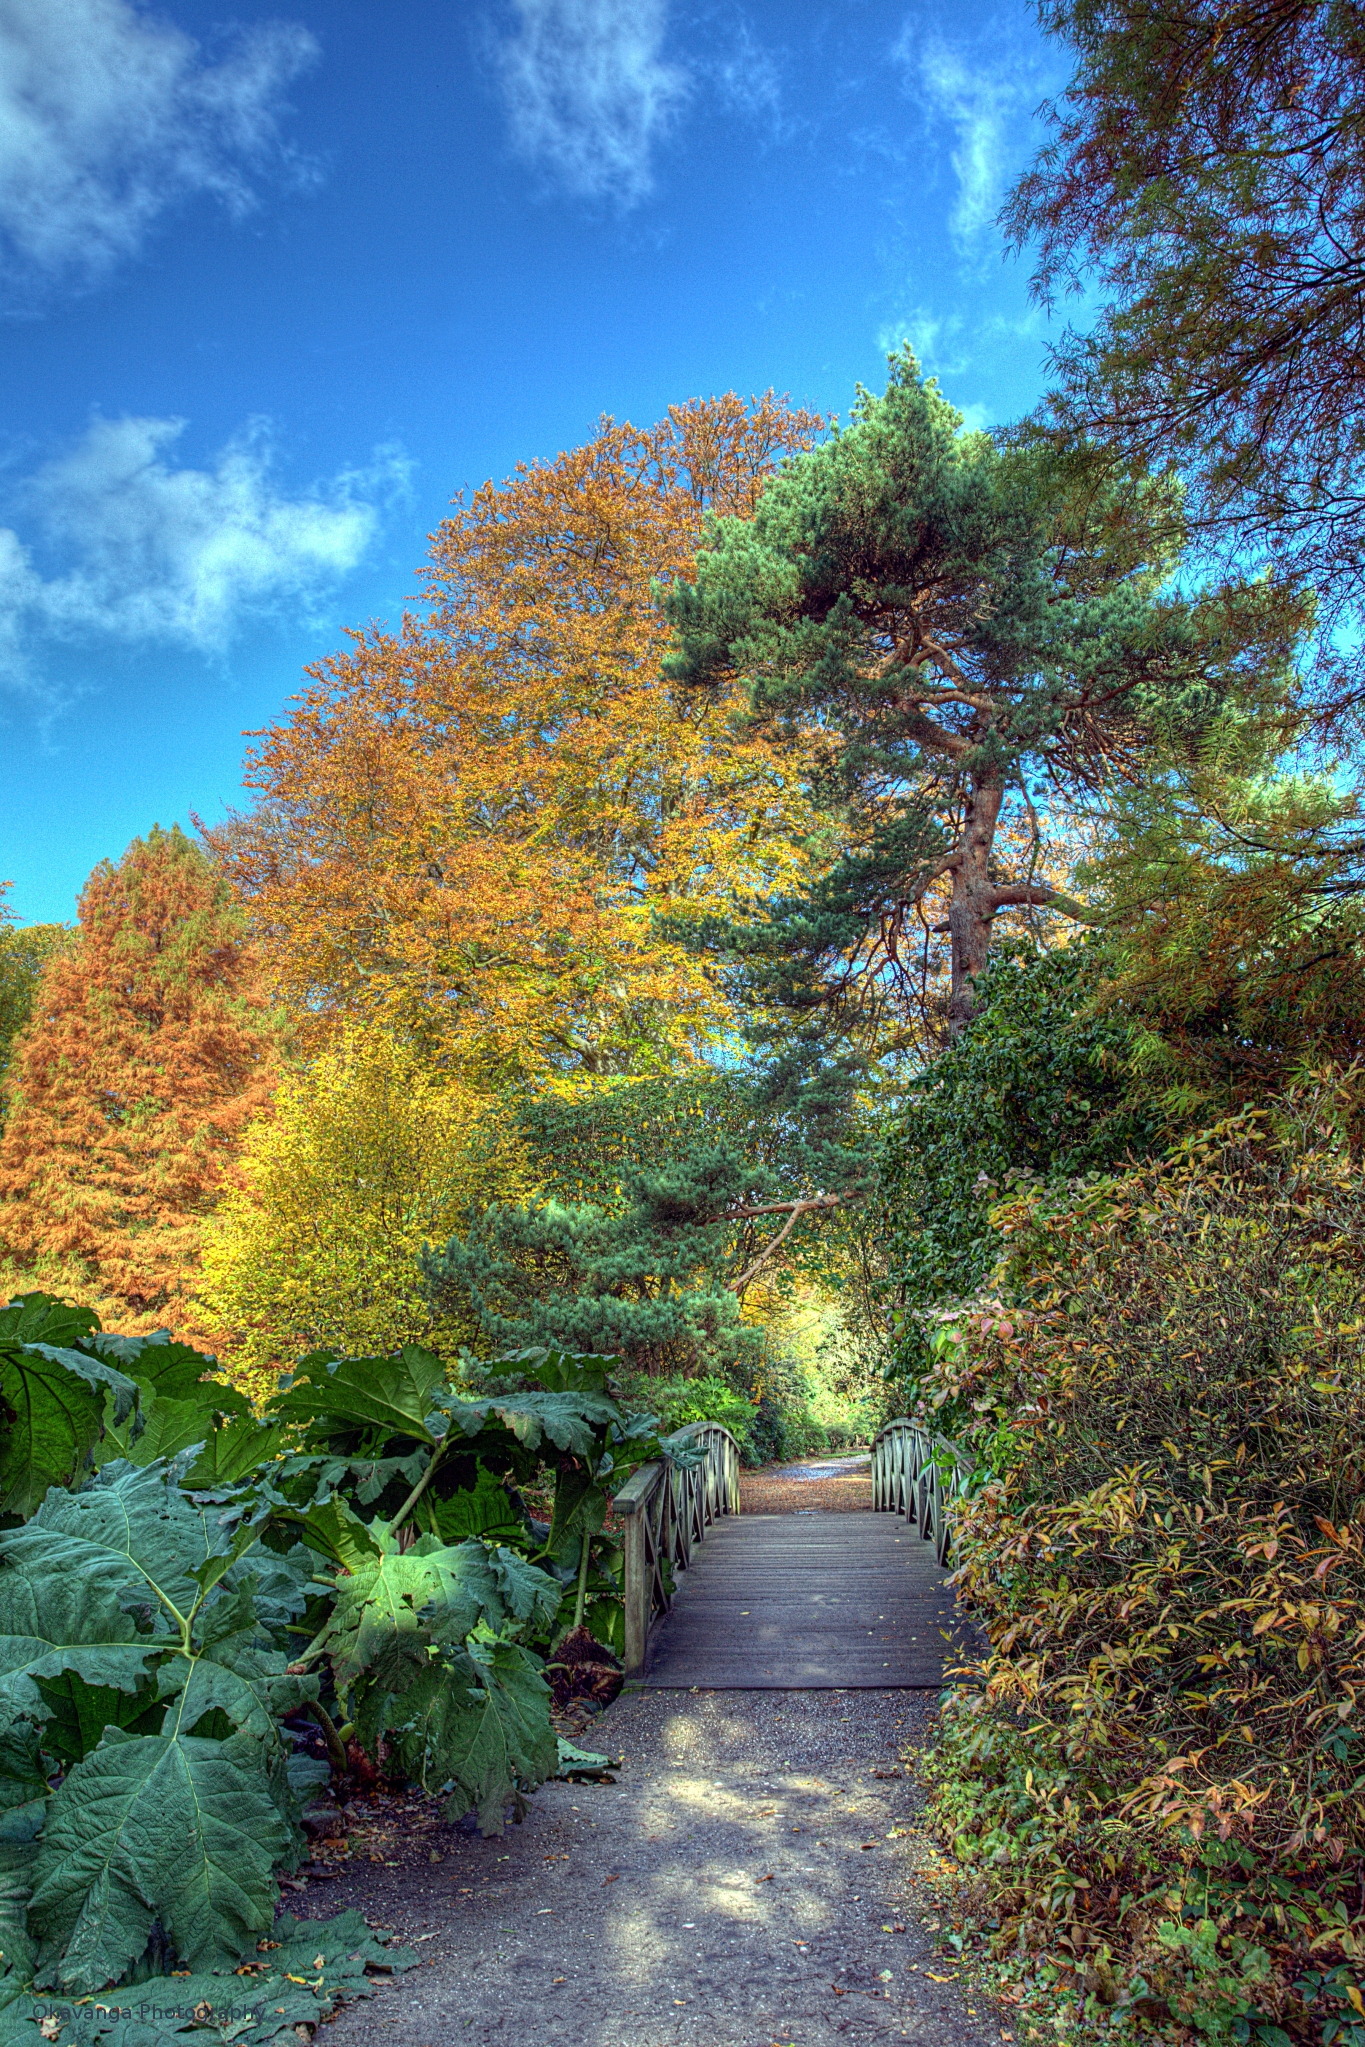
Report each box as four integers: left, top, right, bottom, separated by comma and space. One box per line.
642, 1507, 967, 1689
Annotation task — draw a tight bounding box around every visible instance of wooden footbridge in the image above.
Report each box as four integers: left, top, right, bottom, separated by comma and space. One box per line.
612, 1420, 973, 1689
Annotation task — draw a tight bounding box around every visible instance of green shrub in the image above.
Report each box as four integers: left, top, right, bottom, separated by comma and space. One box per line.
917, 1096, 1365, 2043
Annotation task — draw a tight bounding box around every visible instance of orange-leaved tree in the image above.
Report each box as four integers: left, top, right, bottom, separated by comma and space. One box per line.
0, 826, 281, 1337
207, 393, 825, 1077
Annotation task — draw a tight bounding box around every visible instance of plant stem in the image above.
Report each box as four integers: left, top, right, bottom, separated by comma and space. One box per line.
573, 1528, 592, 1632
307, 1699, 350, 1777
389, 1442, 446, 1537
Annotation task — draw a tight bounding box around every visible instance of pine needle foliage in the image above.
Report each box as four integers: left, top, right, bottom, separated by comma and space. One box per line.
664, 351, 1302, 1044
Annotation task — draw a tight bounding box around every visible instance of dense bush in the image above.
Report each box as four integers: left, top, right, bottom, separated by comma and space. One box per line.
914, 1100, 1365, 2044
876, 942, 1164, 1350
0, 1294, 688, 2033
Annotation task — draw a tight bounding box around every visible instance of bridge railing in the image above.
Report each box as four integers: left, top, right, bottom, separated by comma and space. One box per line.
870, 1416, 973, 1566
612, 1420, 741, 1674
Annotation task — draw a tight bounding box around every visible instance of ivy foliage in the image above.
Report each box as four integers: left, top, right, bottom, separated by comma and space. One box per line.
875, 941, 1165, 1331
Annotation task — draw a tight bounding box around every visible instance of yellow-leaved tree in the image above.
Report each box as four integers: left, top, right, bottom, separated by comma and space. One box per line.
205, 394, 825, 1078
199, 1028, 534, 1396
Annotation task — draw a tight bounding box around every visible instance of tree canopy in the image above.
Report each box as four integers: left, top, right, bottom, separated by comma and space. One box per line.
665, 352, 1301, 1040
208, 393, 824, 1080
424, 1066, 870, 1378
1007, 0, 1365, 700
0, 885, 67, 1115
198, 1026, 537, 1395
0, 827, 280, 1338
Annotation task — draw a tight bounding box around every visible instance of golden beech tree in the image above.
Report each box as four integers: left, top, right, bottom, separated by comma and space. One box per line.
207, 394, 825, 1078
0, 827, 280, 1337
199, 1026, 537, 1396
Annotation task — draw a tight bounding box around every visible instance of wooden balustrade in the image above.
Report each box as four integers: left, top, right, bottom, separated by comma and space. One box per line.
612, 1421, 741, 1674
870, 1416, 973, 1565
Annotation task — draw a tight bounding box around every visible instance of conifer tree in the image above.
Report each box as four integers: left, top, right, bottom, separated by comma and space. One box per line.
665, 353, 1302, 1040
0, 827, 279, 1335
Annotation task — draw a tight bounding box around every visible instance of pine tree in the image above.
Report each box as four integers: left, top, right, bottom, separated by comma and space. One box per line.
665, 352, 1302, 1040
0, 827, 279, 1335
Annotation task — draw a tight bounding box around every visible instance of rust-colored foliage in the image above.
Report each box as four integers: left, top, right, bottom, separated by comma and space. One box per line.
207, 393, 824, 1078
0, 826, 280, 1338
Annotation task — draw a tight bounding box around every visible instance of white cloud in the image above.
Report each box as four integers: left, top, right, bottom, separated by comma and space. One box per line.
489, 0, 689, 206
876, 304, 967, 376
896, 27, 1040, 248
0, 416, 406, 694
0, 0, 318, 305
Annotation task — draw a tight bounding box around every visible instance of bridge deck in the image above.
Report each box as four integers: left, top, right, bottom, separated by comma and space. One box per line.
641, 1511, 962, 1689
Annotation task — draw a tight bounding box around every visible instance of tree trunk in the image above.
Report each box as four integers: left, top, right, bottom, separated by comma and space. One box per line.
947, 777, 1004, 1038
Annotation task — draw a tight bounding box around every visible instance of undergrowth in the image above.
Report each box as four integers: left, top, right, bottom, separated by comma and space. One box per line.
910, 1093, 1365, 2046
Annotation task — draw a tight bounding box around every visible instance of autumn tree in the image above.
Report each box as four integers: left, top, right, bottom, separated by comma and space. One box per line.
1006, 0, 1365, 703
665, 353, 1303, 1040
0, 827, 280, 1336
208, 393, 824, 1079
0, 883, 67, 1115
199, 1026, 537, 1394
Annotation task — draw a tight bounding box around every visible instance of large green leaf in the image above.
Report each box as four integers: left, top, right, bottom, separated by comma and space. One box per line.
357, 1626, 556, 1836
0, 1559, 162, 1721
0, 1297, 99, 1350
92, 1334, 250, 1422
305, 1535, 560, 1690
290, 1496, 380, 1573
157, 1603, 316, 1748
181, 1415, 285, 1489
99, 1394, 217, 1471
0, 1910, 416, 2047
32, 1674, 162, 1766
233, 1545, 316, 1649
0, 1463, 234, 1634
29, 1720, 293, 1991
0, 1717, 47, 1844
426, 1464, 526, 1546
442, 1387, 619, 1458
269, 1345, 450, 1445
0, 1347, 139, 1521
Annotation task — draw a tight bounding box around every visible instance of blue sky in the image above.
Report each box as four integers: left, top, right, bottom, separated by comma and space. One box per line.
0, 0, 1066, 924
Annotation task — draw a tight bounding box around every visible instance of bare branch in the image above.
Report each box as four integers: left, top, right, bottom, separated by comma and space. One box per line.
987, 881, 1098, 921
728, 1192, 847, 1295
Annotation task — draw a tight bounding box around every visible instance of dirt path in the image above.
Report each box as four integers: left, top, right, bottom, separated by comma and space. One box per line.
297, 1686, 1003, 2047
738, 1453, 874, 1515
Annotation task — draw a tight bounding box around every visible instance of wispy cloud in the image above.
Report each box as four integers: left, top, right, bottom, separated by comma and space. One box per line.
488, 0, 689, 207
876, 305, 968, 378
894, 24, 1043, 250
0, 0, 318, 308
0, 416, 407, 699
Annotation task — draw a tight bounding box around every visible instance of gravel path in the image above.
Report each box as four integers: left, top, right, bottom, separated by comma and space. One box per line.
298, 1687, 1004, 2047
738, 1455, 874, 1515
